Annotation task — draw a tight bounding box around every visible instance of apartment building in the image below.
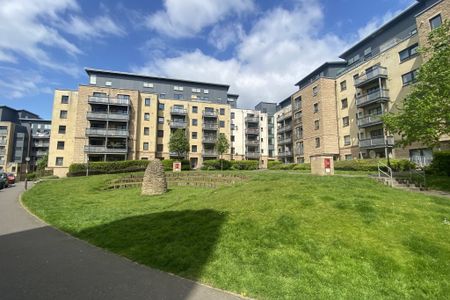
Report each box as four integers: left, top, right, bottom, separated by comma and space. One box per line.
0, 106, 50, 175
255, 102, 277, 158
287, 0, 449, 164
275, 98, 294, 163
48, 68, 236, 177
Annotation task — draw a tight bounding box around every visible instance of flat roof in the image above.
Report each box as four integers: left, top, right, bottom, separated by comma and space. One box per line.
295, 61, 346, 87
85, 68, 230, 89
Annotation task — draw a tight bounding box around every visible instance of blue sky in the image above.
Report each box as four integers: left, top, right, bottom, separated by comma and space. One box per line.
0, 0, 416, 119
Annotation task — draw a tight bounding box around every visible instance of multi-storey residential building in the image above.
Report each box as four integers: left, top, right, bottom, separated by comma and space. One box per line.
0, 106, 50, 175
48, 68, 235, 177
286, 0, 449, 164
275, 98, 294, 163
255, 102, 277, 159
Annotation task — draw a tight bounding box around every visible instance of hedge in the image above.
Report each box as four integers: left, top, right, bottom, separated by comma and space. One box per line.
231, 160, 259, 170
428, 151, 450, 176
68, 159, 190, 176
201, 159, 259, 170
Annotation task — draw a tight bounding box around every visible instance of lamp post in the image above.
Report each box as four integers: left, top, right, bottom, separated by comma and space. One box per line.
24, 156, 30, 190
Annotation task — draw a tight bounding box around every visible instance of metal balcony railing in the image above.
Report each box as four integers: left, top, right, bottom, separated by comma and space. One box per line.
203, 123, 218, 130
0, 140, 7, 146
88, 96, 130, 106
356, 89, 389, 107
278, 151, 292, 157
277, 124, 292, 133
245, 128, 259, 135
357, 113, 383, 127
278, 137, 292, 145
277, 112, 292, 122
245, 140, 260, 146
34, 142, 50, 147
246, 152, 260, 159
245, 116, 259, 123
171, 108, 187, 115
84, 145, 128, 153
203, 111, 218, 118
359, 136, 394, 148
354, 66, 388, 87
87, 111, 129, 121
0, 130, 8, 135
86, 128, 129, 137
202, 136, 217, 143
36, 151, 48, 156
170, 121, 187, 129
202, 150, 218, 157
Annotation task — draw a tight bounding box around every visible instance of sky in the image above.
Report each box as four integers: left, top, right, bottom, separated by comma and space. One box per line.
0, 0, 416, 119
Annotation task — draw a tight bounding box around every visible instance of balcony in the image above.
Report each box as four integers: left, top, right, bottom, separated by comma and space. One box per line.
203, 123, 218, 130
171, 107, 187, 115
87, 111, 129, 121
84, 145, 128, 154
357, 113, 383, 127
170, 121, 187, 129
246, 152, 260, 159
203, 111, 218, 118
86, 128, 129, 137
0, 149, 5, 155
34, 142, 50, 147
277, 112, 292, 122
245, 139, 260, 146
202, 136, 217, 144
359, 136, 394, 148
88, 96, 130, 106
245, 116, 259, 123
354, 66, 388, 87
245, 128, 259, 135
32, 134, 50, 139
202, 150, 218, 157
356, 89, 389, 107
36, 150, 48, 156
277, 124, 292, 133
278, 151, 292, 157
0, 160, 5, 165
278, 137, 292, 145
0, 140, 7, 146
295, 149, 304, 156
0, 130, 8, 136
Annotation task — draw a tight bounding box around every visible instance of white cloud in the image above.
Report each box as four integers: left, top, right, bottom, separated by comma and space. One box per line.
135, 0, 349, 108
208, 23, 245, 51
147, 0, 255, 38
59, 15, 125, 40
357, 9, 404, 40
0, 67, 53, 99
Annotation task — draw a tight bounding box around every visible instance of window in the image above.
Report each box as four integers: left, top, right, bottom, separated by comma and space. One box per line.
58, 125, 66, 134
158, 103, 165, 110
144, 127, 149, 135
192, 119, 198, 126
117, 94, 130, 100
204, 89, 209, 94
141, 157, 148, 160
364, 47, 372, 58
105, 81, 112, 86
344, 135, 351, 146
220, 108, 225, 115
430, 14, 442, 30
143, 82, 153, 88
158, 117, 164, 124
313, 103, 319, 113
399, 43, 419, 62
159, 93, 166, 99
192, 106, 198, 113
157, 144, 163, 152
315, 138, 320, 148
314, 120, 320, 130
191, 145, 197, 153
89, 74, 96, 84
231, 112, 235, 119
192, 88, 201, 93
348, 54, 360, 65
144, 113, 150, 121
57, 141, 65, 150
192, 132, 197, 139
402, 69, 418, 86
231, 135, 235, 142
341, 98, 348, 109
219, 121, 225, 128
55, 157, 64, 166
340, 80, 347, 91
174, 85, 184, 91
294, 96, 302, 110
61, 95, 69, 104
174, 94, 184, 100
144, 98, 151, 106
143, 142, 149, 150
343, 116, 349, 127
345, 154, 352, 160
59, 110, 67, 119
312, 86, 318, 96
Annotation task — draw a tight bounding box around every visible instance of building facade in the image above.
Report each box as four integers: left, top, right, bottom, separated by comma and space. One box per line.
275, 98, 294, 163
48, 69, 236, 177
285, 0, 449, 164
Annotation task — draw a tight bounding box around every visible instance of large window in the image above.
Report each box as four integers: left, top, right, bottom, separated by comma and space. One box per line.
399, 43, 418, 62
341, 98, 348, 109
143, 142, 149, 150
430, 14, 442, 30
402, 69, 418, 86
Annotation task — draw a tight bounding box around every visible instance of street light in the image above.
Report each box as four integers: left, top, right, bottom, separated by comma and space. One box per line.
25, 156, 30, 190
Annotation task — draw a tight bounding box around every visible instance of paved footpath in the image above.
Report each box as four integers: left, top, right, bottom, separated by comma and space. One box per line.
0, 182, 243, 300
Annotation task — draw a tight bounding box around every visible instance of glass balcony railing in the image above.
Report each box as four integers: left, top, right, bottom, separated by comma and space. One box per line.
246, 152, 260, 159
357, 113, 383, 127
203, 111, 218, 118
245, 116, 259, 123
354, 67, 388, 87
87, 111, 129, 121
202, 150, 218, 157
170, 121, 187, 129
359, 136, 394, 148
203, 123, 218, 130
171, 108, 187, 115
86, 128, 129, 137
88, 96, 130, 106
356, 89, 389, 107
84, 145, 128, 153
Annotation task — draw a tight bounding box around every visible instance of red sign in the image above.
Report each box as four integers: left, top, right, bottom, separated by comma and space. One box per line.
173, 162, 182, 172
324, 158, 331, 169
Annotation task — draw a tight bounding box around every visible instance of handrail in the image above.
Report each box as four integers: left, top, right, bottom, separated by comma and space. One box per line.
378, 160, 393, 186
409, 168, 426, 190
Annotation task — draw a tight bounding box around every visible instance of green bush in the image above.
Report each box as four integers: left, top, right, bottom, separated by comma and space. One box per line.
389, 159, 416, 172
268, 161, 283, 169
292, 163, 311, 170
26, 172, 37, 180
161, 159, 191, 171
429, 151, 450, 176
69, 160, 150, 176
231, 160, 259, 170
201, 159, 232, 170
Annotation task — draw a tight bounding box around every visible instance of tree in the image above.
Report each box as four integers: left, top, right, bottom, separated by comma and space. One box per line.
215, 133, 230, 170
36, 154, 48, 176
383, 20, 450, 147
169, 129, 189, 159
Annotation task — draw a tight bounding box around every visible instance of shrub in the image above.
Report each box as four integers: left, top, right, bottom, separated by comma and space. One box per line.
69, 160, 150, 176
429, 151, 450, 176
268, 161, 283, 169
389, 159, 416, 172
279, 163, 296, 170
231, 160, 259, 170
292, 163, 311, 170
26, 172, 37, 180
201, 159, 232, 170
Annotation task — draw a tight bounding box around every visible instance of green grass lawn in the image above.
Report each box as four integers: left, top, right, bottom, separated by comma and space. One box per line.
23, 171, 450, 299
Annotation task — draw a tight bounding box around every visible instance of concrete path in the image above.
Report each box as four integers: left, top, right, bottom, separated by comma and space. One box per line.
0, 182, 244, 300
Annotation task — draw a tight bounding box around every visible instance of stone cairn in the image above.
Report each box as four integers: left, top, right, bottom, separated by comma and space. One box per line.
141, 159, 167, 196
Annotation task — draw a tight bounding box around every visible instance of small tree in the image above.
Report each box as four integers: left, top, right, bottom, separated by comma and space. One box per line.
215, 133, 230, 170
383, 20, 450, 147
36, 154, 48, 176
169, 129, 189, 159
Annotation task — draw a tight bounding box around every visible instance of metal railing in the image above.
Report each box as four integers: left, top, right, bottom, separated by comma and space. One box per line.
87, 111, 129, 121
277, 113, 292, 122
203, 123, 218, 130
245, 140, 260, 146
86, 128, 128, 137
202, 150, 218, 157
357, 113, 383, 127
84, 145, 128, 153
245, 128, 259, 135
278, 151, 292, 157
36, 151, 48, 156
356, 89, 389, 107
0, 140, 7, 146
277, 124, 292, 133
0, 130, 8, 135
170, 121, 187, 129
202, 136, 217, 143
88, 96, 130, 106
245, 116, 259, 123
203, 111, 218, 118
34, 143, 50, 147
378, 161, 393, 186
171, 108, 187, 115
246, 152, 260, 159
278, 137, 292, 145
354, 67, 388, 86
359, 136, 394, 148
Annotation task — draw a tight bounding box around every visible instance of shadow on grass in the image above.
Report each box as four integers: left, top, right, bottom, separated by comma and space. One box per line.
76, 209, 227, 280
